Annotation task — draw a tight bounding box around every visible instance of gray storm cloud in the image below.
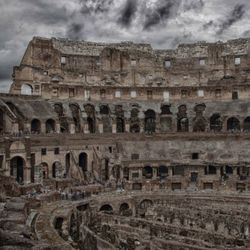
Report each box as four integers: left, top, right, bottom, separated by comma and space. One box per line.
0, 0, 250, 92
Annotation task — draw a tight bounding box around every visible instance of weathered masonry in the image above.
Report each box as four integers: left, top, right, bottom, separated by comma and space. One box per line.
0, 37, 250, 191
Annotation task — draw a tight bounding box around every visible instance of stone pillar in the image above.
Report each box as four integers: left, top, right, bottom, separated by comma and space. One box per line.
155, 115, 161, 133
84, 122, 89, 134
112, 122, 116, 133
222, 117, 228, 132
25, 123, 31, 133
56, 123, 60, 133
139, 111, 145, 133
69, 123, 75, 134
5, 158, 10, 176
24, 157, 31, 184
125, 122, 130, 133
12, 123, 19, 134
169, 166, 173, 177
41, 123, 46, 134
152, 166, 158, 180
98, 123, 103, 134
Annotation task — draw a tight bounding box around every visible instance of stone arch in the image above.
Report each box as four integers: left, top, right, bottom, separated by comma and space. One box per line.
54, 103, 69, 133
31, 119, 41, 133
144, 109, 156, 133
40, 162, 49, 179
84, 104, 96, 133
115, 105, 125, 133
130, 108, 140, 133
100, 104, 112, 133
45, 119, 56, 133
52, 161, 62, 178
210, 113, 222, 131
54, 217, 64, 237
227, 117, 240, 131
119, 203, 130, 215
243, 117, 250, 131
21, 84, 33, 95
10, 156, 25, 183
100, 204, 113, 213
177, 105, 188, 132
143, 165, 153, 179
140, 199, 153, 209
161, 105, 172, 115
159, 165, 168, 179
69, 103, 81, 133
79, 152, 88, 172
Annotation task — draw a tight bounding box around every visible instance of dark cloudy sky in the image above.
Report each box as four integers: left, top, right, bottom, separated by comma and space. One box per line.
0, 0, 250, 92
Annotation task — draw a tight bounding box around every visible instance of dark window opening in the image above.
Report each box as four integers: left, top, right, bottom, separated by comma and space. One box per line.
0, 155, 3, 169
203, 182, 213, 189
54, 148, 60, 155
225, 165, 233, 175
41, 148, 47, 155
227, 117, 240, 131
232, 91, 238, 100
131, 154, 139, 160
143, 166, 153, 179
192, 153, 199, 160
79, 152, 88, 172
132, 172, 139, 179
147, 90, 153, 99
205, 165, 217, 175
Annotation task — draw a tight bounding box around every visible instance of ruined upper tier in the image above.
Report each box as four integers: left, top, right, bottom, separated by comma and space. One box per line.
10, 37, 250, 100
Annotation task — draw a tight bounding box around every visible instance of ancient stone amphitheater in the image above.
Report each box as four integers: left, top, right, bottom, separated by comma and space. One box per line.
1, 37, 250, 249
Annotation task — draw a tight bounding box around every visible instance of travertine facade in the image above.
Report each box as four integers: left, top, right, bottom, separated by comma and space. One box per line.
1, 37, 250, 249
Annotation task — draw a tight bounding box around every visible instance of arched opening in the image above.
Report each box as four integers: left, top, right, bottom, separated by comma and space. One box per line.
143, 166, 153, 179
21, 84, 33, 95
45, 119, 56, 133
225, 165, 233, 175
144, 109, 156, 133
130, 108, 140, 133
100, 204, 113, 213
85, 104, 96, 133
54, 217, 64, 237
140, 199, 153, 209
177, 105, 189, 132
210, 114, 222, 132
79, 152, 88, 172
52, 161, 61, 178
161, 105, 172, 115
158, 165, 168, 179
69, 104, 81, 133
31, 119, 41, 133
227, 117, 240, 131
65, 153, 70, 176
100, 105, 110, 115
243, 117, 250, 131
54, 103, 69, 133
116, 117, 125, 133
119, 203, 130, 215
10, 156, 24, 183
41, 162, 49, 179
115, 105, 125, 133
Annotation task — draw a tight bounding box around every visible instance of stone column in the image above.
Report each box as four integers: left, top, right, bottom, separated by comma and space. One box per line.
24, 157, 31, 184
56, 123, 60, 133
98, 123, 103, 134
41, 123, 46, 134
112, 122, 117, 134
69, 123, 75, 134
84, 122, 89, 134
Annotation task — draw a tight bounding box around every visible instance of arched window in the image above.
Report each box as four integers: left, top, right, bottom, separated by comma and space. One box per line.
143, 166, 153, 179
52, 161, 62, 178
79, 152, 88, 172
119, 203, 129, 215
100, 204, 113, 213
159, 165, 168, 179
243, 117, 250, 131
46, 119, 56, 133
84, 104, 96, 133
227, 117, 240, 131
145, 109, 156, 133
130, 108, 140, 133
116, 117, 125, 133
40, 162, 49, 179
69, 104, 81, 133
140, 199, 153, 209
210, 114, 222, 131
10, 156, 25, 183
65, 153, 70, 176
31, 119, 41, 133
21, 84, 33, 95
